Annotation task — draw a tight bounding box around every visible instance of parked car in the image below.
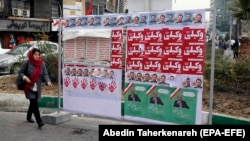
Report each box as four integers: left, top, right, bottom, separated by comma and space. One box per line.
0, 43, 11, 54
0, 48, 10, 54
0, 41, 58, 75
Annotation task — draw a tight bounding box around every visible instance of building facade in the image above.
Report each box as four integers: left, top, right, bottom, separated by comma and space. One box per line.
210, 0, 231, 33
0, 0, 120, 49
126, 0, 173, 13
0, 0, 62, 49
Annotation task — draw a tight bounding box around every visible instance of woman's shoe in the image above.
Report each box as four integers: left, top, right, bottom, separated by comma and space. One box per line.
27, 118, 35, 123
38, 121, 45, 128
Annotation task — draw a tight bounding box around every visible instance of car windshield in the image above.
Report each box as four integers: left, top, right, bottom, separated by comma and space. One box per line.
6, 43, 32, 55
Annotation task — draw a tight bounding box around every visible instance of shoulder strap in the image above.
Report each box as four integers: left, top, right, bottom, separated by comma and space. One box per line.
24, 61, 29, 75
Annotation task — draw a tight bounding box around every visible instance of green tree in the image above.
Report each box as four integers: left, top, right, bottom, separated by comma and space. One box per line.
227, 0, 250, 38
228, 0, 250, 20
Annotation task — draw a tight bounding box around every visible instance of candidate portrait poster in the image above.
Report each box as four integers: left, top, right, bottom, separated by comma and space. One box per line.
62, 29, 123, 119
61, 9, 206, 124
123, 9, 206, 125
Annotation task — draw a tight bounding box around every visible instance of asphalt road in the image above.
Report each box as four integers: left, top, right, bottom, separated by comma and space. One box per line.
0, 111, 137, 141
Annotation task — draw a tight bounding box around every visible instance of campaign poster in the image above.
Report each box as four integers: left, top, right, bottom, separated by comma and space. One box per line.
146, 85, 176, 122
110, 55, 123, 69
162, 28, 183, 43
64, 18, 70, 28
174, 11, 184, 25
144, 28, 163, 43
162, 42, 183, 58
123, 14, 133, 26
63, 65, 122, 118
123, 83, 150, 118
165, 12, 175, 25
129, 14, 141, 27
62, 9, 206, 124
183, 11, 193, 25
183, 42, 205, 59
126, 43, 144, 58
168, 88, 198, 124
102, 15, 111, 28
183, 27, 206, 43
111, 29, 123, 42
193, 10, 205, 24
148, 13, 158, 26
64, 39, 75, 60
94, 16, 102, 27
75, 37, 86, 59
156, 11, 167, 25
98, 38, 111, 61
126, 58, 144, 72
161, 58, 183, 74
117, 15, 125, 27
139, 12, 149, 27
109, 15, 118, 27
87, 16, 95, 27
127, 29, 145, 43
143, 57, 162, 72
182, 58, 204, 75
75, 16, 88, 27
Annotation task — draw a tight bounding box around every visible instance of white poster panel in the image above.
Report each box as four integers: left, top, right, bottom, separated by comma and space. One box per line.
62, 32, 123, 119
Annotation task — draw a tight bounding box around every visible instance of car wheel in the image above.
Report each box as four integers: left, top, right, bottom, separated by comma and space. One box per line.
10, 64, 21, 74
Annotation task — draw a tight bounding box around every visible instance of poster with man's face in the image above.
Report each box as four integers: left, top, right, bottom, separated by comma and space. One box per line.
139, 13, 149, 26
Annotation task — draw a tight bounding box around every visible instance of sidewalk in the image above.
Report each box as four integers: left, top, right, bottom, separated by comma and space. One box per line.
0, 109, 138, 141
223, 48, 235, 62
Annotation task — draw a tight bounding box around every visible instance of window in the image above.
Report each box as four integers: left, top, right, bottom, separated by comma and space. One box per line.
99, 5, 104, 15
38, 44, 58, 54
7, 44, 31, 55
91, 4, 105, 15
92, 5, 98, 15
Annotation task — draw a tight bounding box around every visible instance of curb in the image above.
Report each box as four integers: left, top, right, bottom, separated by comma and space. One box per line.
0, 93, 249, 125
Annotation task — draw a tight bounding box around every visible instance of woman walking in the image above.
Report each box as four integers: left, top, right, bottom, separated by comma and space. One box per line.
19, 48, 53, 128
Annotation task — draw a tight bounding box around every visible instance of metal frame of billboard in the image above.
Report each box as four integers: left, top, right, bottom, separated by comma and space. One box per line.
57, 7, 217, 125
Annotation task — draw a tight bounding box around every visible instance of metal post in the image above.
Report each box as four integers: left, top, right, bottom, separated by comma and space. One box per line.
117, 0, 120, 13
205, 7, 216, 125
57, 2, 63, 114
145, 0, 150, 12
229, 15, 232, 49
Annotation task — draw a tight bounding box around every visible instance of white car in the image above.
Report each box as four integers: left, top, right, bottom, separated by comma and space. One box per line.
0, 41, 58, 74
0, 43, 11, 54
0, 48, 10, 54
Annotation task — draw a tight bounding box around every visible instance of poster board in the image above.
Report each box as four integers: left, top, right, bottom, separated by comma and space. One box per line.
62, 9, 206, 124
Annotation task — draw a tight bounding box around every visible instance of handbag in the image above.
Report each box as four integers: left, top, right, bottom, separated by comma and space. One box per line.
16, 62, 29, 90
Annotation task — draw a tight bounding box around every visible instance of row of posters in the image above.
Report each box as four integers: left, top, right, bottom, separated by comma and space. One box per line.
122, 11, 206, 124
62, 9, 206, 124
64, 9, 205, 29
123, 83, 200, 124
125, 27, 205, 75
62, 30, 123, 118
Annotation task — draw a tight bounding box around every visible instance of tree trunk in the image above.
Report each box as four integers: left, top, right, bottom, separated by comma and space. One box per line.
239, 38, 250, 60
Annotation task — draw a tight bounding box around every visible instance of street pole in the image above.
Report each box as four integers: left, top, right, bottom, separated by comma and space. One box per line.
145, 0, 150, 12
207, 7, 217, 125
117, 0, 120, 13
57, 2, 63, 114
229, 17, 232, 49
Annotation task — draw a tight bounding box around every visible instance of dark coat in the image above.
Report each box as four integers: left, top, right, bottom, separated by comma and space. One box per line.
150, 97, 164, 105
19, 60, 51, 101
128, 94, 141, 102
173, 100, 189, 109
